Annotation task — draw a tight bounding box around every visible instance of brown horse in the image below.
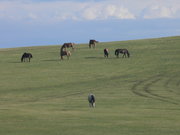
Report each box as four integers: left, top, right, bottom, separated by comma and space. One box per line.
62, 43, 75, 50
115, 49, 130, 58
104, 48, 109, 58
89, 40, 99, 49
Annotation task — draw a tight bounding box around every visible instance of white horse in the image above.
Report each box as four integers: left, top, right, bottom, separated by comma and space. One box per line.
88, 94, 95, 107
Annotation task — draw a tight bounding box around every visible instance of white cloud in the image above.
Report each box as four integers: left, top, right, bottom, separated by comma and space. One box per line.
143, 6, 179, 19
0, 1, 135, 22
28, 13, 38, 20
82, 4, 135, 20
0, 0, 179, 23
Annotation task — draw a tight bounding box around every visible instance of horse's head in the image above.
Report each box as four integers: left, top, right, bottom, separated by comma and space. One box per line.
30, 53, 33, 58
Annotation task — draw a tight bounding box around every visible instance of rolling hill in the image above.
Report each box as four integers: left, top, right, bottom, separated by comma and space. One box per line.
0, 36, 180, 135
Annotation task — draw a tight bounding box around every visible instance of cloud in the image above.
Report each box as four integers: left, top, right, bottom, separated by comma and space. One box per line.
0, 1, 135, 22
0, 0, 179, 23
142, 6, 179, 19
82, 4, 135, 20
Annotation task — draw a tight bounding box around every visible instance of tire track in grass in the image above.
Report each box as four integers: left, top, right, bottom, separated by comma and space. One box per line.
164, 75, 180, 95
131, 75, 179, 105
143, 78, 179, 105
176, 80, 180, 87
131, 80, 152, 98
131, 75, 161, 99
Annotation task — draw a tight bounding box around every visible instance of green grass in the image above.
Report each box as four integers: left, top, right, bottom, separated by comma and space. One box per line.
0, 36, 180, 135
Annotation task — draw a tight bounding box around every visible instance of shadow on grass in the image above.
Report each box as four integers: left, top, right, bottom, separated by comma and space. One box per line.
42, 59, 60, 62
8, 61, 22, 63
85, 57, 118, 59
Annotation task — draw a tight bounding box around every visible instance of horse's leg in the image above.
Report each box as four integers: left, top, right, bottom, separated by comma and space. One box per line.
93, 102, 95, 107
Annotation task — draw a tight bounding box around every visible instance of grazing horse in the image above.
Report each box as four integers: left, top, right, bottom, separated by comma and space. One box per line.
89, 39, 99, 49
115, 49, 130, 58
62, 43, 75, 50
21, 52, 33, 62
88, 94, 95, 107
104, 48, 109, 58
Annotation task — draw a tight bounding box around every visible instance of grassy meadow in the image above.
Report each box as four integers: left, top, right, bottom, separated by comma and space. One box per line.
0, 36, 180, 135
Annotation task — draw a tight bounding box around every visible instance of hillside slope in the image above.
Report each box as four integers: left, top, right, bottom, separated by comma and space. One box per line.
0, 36, 180, 135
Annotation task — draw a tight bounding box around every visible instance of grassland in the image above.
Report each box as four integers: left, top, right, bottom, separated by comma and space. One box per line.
0, 36, 180, 135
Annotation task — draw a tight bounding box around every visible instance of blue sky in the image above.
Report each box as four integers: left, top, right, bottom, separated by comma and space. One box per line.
0, 0, 180, 48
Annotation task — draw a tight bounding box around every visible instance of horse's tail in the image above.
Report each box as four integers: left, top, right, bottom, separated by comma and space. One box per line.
127, 50, 130, 57
60, 46, 65, 52
115, 50, 118, 56
21, 56, 24, 62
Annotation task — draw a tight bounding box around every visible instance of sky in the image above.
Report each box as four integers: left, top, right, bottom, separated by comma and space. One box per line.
0, 0, 180, 48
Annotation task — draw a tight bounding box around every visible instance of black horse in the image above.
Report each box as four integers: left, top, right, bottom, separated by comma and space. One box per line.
89, 39, 99, 49
104, 48, 109, 58
115, 49, 130, 58
21, 52, 33, 62
88, 94, 95, 107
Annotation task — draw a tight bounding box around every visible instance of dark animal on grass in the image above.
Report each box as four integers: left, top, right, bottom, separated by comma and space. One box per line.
60, 45, 71, 60
60, 50, 71, 60
115, 49, 130, 58
21, 52, 33, 62
104, 48, 109, 58
88, 94, 95, 107
89, 39, 99, 49
61, 43, 75, 51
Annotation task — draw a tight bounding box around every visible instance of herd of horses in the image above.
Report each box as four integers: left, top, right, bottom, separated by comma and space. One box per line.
21, 39, 130, 62
20, 40, 130, 107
